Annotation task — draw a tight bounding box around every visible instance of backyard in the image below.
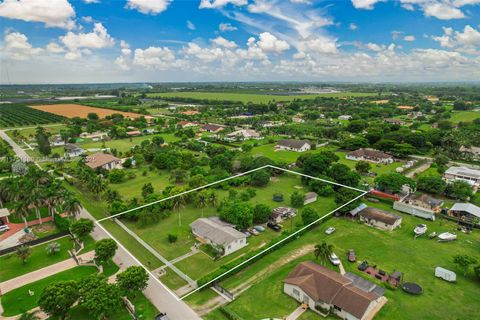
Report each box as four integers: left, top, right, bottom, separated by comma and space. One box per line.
200, 200, 480, 320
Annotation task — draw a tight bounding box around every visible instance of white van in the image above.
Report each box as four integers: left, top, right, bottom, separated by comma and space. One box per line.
435, 267, 456, 282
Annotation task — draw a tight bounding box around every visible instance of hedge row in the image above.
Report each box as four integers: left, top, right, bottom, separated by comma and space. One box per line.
197, 215, 332, 288
218, 307, 244, 320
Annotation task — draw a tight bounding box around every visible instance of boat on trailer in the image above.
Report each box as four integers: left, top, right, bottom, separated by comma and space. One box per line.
414, 224, 428, 237
437, 232, 457, 242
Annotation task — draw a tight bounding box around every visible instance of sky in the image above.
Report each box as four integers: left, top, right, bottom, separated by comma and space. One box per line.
0, 0, 479, 84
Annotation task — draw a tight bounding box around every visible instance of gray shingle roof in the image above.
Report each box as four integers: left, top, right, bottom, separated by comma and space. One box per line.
277, 139, 311, 149
450, 203, 480, 218
190, 217, 245, 245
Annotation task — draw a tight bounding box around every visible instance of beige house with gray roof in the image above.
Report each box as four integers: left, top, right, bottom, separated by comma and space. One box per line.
190, 217, 247, 256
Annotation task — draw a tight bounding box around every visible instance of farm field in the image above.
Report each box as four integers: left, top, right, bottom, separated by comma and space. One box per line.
0, 104, 64, 128
148, 91, 375, 104
29, 104, 150, 120
120, 173, 347, 292
449, 110, 480, 123
201, 201, 480, 320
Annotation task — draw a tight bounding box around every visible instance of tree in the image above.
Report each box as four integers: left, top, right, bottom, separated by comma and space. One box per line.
374, 173, 415, 193
250, 169, 270, 187
78, 275, 122, 319
141, 183, 154, 198
301, 207, 319, 226
167, 234, 178, 243
70, 218, 94, 240
355, 161, 371, 174
335, 188, 362, 213
329, 163, 361, 187
300, 153, 335, 176
35, 126, 51, 156
474, 265, 480, 280
219, 201, 253, 229
87, 112, 99, 120
19, 311, 40, 320
290, 191, 304, 208
453, 254, 478, 276
417, 176, 447, 195
108, 169, 126, 183
46, 242, 61, 255
446, 180, 473, 201
116, 266, 149, 297
253, 204, 271, 223
95, 239, 118, 264
16, 245, 31, 264
314, 242, 333, 265
38, 281, 79, 319
342, 137, 369, 150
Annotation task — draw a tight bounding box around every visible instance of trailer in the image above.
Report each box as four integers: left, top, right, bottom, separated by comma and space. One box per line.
435, 267, 456, 282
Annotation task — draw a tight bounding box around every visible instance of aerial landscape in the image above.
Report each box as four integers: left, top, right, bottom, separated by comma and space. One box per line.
0, 0, 479, 320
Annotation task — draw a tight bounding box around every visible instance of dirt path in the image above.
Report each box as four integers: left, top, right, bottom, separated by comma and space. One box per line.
405, 161, 432, 178
194, 244, 315, 315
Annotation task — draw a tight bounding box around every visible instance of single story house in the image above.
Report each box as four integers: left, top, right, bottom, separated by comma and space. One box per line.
64, 143, 85, 157
276, 139, 311, 152
50, 135, 65, 147
444, 166, 480, 188
393, 193, 443, 221
284, 261, 385, 320
346, 149, 394, 164
261, 121, 285, 128
449, 203, 480, 221
85, 152, 121, 170
270, 207, 296, 223
180, 110, 200, 116
358, 207, 402, 231
126, 130, 142, 137
80, 131, 109, 141
397, 105, 415, 110
226, 129, 261, 141
190, 217, 247, 256
177, 121, 199, 129
201, 124, 225, 133
292, 116, 305, 123
338, 115, 352, 120
304, 192, 318, 205
385, 118, 406, 126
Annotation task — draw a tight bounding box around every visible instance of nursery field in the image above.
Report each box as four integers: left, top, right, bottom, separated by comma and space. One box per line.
0, 104, 64, 128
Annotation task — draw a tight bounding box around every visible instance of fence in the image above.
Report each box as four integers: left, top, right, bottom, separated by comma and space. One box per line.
0, 231, 70, 256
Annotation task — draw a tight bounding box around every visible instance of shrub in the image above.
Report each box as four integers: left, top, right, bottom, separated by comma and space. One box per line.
54, 214, 70, 232
167, 234, 178, 243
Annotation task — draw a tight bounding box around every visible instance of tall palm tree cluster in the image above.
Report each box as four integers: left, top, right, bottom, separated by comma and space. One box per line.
74, 165, 108, 198
0, 167, 81, 225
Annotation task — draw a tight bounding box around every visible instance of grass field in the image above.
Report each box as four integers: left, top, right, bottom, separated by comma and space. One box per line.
148, 92, 375, 104
449, 110, 480, 123
201, 201, 480, 320
109, 168, 171, 199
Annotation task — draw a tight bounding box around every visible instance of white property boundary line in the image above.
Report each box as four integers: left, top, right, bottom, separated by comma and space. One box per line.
94, 165, 368, 301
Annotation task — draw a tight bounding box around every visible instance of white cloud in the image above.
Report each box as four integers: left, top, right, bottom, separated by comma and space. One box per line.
83, 0, 100, 3
1, 30, 43, 60
82, 16, 94, 23
126, 0, 171, 15
247, 0, 273, 13
60, 22, 115, 60
211, 36, 238, 48
133, 46, 176, 69
351, 0, 383, 10
366, 42, 386, 51
349, 23, 358, 30
423, 2, 465, 19
256, 32, 290, 53
219, 22, 237, 32
186, 20, 196, 30
199, 0, 247, 9
115, 40, 132, 70
46, 42, 65, 53
432, 25, 480, 54
297, 35, 338, 54
0, 0, 75, 29
404, 35, 416, 41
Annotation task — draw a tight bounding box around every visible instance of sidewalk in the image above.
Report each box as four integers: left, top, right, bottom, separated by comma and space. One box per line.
0, 251, 94, 294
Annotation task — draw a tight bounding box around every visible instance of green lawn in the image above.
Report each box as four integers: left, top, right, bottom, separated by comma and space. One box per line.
449, 110, 480, 123
201, 202, 480, 320
148, 92, 375, 104
1, 266, 98, 316
109, 168, 171, 199
0, 236, 75, 282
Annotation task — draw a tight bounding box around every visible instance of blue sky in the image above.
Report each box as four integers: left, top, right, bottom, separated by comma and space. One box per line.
1, 0, 479, 83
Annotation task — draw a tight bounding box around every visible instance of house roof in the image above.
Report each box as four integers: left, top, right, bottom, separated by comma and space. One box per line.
180, 110, 200, 115
127, 130, 141, 135
347, 148, 392, 160
272, 207, 296, 217
304, 192, 317, 200
358, 207, 402, 225
202, 124, 224, 131
450, 203, 480, 218
178, 121, 197, 127
408, 194, 443, 207
227, 129, 260, 138
349, 203, 368, 216
85, 152, 120, 169
277, 139, 311, 149
190, 217, 245, 246
445, 166, 480, 179
284, 261, 381, 319
460, 146, 480, 155
64, 143, 82, 152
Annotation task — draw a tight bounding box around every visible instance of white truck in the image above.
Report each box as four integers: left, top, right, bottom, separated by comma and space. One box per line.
435, 267, 456, 282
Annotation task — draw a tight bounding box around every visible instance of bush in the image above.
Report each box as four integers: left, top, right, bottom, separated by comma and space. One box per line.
219, 307, 244, 320
167, 234, 178, 243
54, 214, 70, 232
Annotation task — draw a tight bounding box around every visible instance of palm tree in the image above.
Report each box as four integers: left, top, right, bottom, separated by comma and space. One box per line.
16, 245, 31, 264
208, 191, 218, 208
172, 195, 185, 226
46, 242, 61, 255
11, 200, 30, 227
314, 242, 333, 266
19, 311, 40, 320
88, 176, 107, 199
63, 195, 81, 217
195, 191, 208, 218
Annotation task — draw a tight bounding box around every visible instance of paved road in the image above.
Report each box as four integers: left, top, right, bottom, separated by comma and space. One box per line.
79, 209, 201, 320
0, 131, 201, 320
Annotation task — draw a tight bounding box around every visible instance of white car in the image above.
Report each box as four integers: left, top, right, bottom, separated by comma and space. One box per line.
325, 227, 336, 235
329, 253, 341, 266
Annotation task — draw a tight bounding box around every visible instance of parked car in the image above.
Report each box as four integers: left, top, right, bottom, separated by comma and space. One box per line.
325, 227, 336, 235
254, 225, 265, 232
329, 253, 340, 266
358, 260, 369, 271
242, 231, 251, 237
347, 249, 356, 262
267, 222, 281, 231
249, 228, 259, 236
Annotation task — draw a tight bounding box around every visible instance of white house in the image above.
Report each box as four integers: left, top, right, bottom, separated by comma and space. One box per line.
64, 143, 85, 157
276, 139, 311, 152
226, 129, 261, 141
284, 261, 385, 320
444, 166, 480, 188
190, 217, 247, 256
50, 135, 65, 147
346, 148, 394, 164
338, 115, 352, 120
393, 194, 443, 220
358, 207, 402, 231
